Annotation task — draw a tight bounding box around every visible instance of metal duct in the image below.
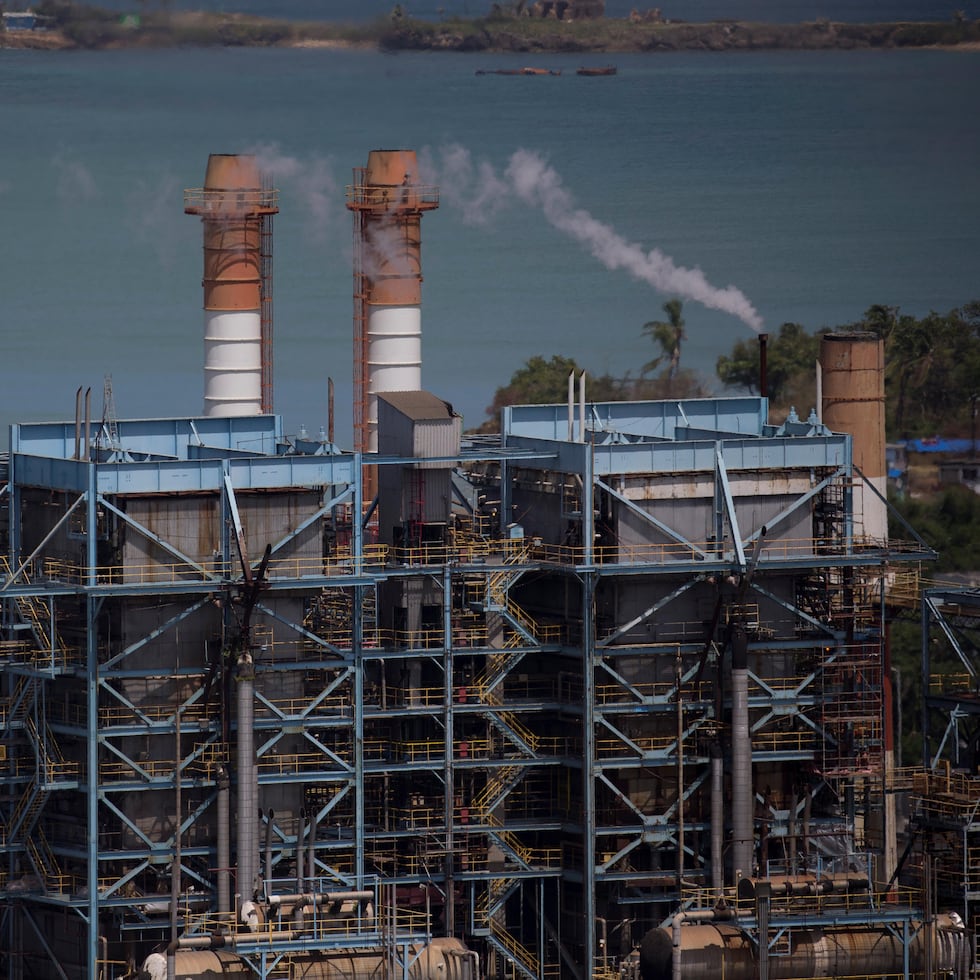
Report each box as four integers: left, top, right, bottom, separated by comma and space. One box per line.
185, 154, 278, 417
641, 915, 969, 980
818, 332, 887, 543
730, 626, 753, 880
235, 655, 257, 910
346, 150, 439, 454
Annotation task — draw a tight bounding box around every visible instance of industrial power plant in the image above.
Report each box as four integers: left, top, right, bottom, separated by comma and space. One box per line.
1, 150, 979, 980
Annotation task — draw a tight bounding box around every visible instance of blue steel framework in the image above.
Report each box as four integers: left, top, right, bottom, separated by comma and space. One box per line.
916, 587, 980, 967
0, 397, 938, 980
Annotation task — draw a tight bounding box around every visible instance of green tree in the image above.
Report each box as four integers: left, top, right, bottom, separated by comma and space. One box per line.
849, 303, 980, 437
479, 355, 626, 432
642, 298, 686, 381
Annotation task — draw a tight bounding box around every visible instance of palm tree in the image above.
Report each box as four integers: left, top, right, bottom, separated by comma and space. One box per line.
642, 298, 686, 381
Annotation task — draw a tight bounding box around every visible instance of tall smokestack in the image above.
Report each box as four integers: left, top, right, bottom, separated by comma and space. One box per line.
758, 332, 769, 399
819, 333, 887, 543
346, 150, 439, 454
185, 154, 278, 417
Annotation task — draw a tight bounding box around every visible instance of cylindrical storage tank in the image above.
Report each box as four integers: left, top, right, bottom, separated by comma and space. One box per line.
141, 950, 248, 979
185, 154, 278, 417
639, 915, 969, 980
346, 149, 439, 454
641, 924, 753, 980
819, 332, 887, 543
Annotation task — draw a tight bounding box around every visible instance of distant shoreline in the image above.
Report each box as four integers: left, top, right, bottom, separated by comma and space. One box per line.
3, 11, 979, 53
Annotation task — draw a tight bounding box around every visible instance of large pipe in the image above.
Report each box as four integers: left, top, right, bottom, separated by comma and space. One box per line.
235, 654, 257, 911
818, 332, 886, 543
266, 889, 374, 909
296, 809, 306, 894
787, 788, 798, 876
710, 742, 724, 892
263, 808, 274, 897
730, 625, 753, 881
643, 914, 969, 980
216, 765, 231, 916
142, 936, 479, 980
568, 371, 575, 441
758, 332, 769, 399
185, 154, 278, 417
307, 807, 317, 887
346, 150, 439, 455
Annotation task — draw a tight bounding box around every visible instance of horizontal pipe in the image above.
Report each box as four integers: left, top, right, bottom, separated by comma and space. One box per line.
267, 890, 374, 907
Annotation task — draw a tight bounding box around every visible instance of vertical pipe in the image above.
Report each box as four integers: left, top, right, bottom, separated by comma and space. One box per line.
579, 371, 586, 443
185, 154, 278, 417
802, 784, 812, 863
710, 742, 724, 892
74, 386, 83, 460
787, 789, 799, 876
296, 809, 306, 894
756, 883, 771, 980
328, 377, 335, 445
671, 912, 686, 980
568, 371, 575, 442
675, 651, 685, 890
236, 655, 257, 911
443, 564, 456, 938
170, 708, 182, 976
264, 808, 274, 898
758, 333, 769, 399
217, 766, 231, 916
730, 626, 754, 880
84, 387, 91, 461
85, 459, 100, 980
307, 808, 317, 888
582, 569, 597, 977
815, 360, 823, 423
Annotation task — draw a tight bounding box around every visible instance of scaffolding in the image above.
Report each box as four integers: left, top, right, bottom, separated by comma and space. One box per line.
0, 397, 948, 980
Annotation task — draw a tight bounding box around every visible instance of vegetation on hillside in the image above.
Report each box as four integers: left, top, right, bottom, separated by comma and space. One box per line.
13, 2, 980, 50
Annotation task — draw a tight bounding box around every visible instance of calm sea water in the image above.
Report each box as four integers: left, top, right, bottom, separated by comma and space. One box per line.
2, 42, 979, 444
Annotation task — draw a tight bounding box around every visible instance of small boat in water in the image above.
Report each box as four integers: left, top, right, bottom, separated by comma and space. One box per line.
577, 66, 617, 76
476, 67, 562, 76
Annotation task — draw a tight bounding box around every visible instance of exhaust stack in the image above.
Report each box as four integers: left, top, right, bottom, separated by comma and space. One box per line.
346, 150, 439, 455
818, 333, 887, 543
185, 154, 278, 417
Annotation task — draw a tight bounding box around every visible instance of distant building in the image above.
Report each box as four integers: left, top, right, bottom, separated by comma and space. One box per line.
939, 458, 980, 494
2, 11, 38, 30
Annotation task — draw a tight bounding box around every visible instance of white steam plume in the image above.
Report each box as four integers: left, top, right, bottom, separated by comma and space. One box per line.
248, 144, 342, 244
424, 144, 763, 332
53, 153, 98, 204
125, 172, 184, 266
